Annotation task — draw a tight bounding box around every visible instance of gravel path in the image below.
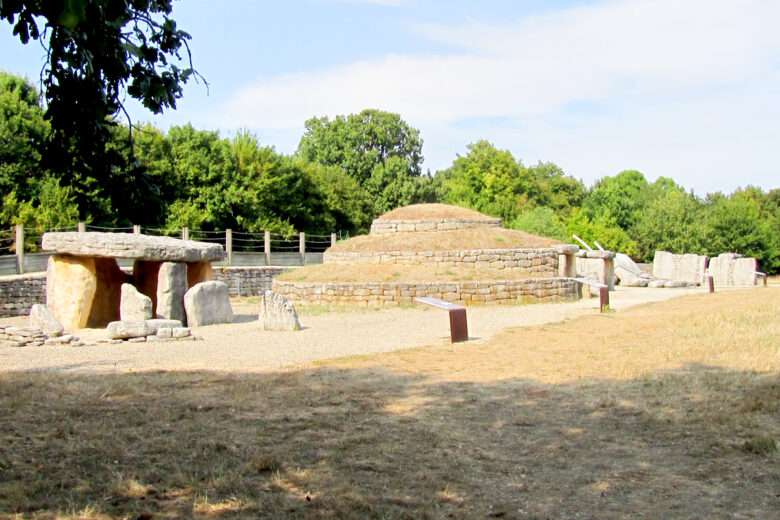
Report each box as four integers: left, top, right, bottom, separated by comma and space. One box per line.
0, 287, 705, 374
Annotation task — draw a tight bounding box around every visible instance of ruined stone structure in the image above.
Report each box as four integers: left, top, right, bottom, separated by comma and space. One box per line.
42, 232, 225, 329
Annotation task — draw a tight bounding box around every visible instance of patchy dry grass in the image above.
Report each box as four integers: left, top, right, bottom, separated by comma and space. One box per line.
329, 227, 560, 253
276, 262, 548, 283
376, 203, 492, 221
1, 289, 779, 518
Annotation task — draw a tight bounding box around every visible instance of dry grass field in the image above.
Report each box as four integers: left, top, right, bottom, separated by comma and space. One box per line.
328, 227, 560, 253
276, 262, 547, 283
1, 288, 779, 518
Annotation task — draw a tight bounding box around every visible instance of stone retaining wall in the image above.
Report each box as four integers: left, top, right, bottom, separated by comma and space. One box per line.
0, 273, 46, 317
369, 217, 501, 234
0, 267, 292, 318
324, 248, 559, 275
212, 266, 290, 297
272, 277, 580, 306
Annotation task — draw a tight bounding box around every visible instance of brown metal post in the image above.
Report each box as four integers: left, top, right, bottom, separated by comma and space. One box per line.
599, 286, 609, 313
706, 274, 714, 293
448, 308, 469, 343
763, 275, 768, 287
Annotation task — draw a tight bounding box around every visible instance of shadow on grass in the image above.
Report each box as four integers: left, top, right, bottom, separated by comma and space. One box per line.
0, 364, 778, 519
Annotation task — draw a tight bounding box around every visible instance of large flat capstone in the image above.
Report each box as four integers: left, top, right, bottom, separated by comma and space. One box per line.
42, 232, 225, 263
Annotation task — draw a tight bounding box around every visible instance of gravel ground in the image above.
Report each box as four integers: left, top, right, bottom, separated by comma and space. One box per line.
0, 287, 706, 374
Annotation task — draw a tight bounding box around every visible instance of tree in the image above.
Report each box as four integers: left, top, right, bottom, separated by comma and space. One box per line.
1, 0, 200, 204
583, 170, 650, 231
297, 109, 425, 212
632, 189, 704, 261
566, 209, 639, 258
438, 140, 527, 221
509, 207, 567, 241
0, 72, 49, 202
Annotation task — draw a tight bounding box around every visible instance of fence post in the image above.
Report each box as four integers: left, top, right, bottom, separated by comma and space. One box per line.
133, 225, 141, 234
182, 227, 189, 241
225, 229, 233, 266
264, 231, 271, 266
331, 233, 337, 248
14, 224, 24, 275
299, 232, 306, 265
77, 222, 86, 233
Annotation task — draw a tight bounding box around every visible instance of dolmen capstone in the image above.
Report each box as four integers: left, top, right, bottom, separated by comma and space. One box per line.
259, 290, 301, 331
42, 231, 226, 330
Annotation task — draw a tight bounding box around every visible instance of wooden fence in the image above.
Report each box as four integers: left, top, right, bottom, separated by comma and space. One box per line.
0, 224, 340, 276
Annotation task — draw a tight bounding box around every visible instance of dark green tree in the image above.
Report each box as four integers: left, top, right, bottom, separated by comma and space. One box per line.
1, 0, 200, 216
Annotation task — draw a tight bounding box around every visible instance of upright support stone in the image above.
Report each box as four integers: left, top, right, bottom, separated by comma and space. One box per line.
182, 227, 189, 241
264, 231, 271, 266
299, 232, 306, 265
133, 225, 141, 234
14, 224, 24, 275
77, 222, 86, 233
226, 229, 233, 265
156, 262, 187, 322
331, 233, 337, 248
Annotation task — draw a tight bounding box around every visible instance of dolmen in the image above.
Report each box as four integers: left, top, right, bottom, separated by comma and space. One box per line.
41, 232, 231, 330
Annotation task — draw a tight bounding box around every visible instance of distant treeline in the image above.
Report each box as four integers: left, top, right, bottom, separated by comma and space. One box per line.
1, 72, 778, 271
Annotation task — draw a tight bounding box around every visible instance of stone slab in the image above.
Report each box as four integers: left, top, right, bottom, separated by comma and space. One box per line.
652, 251, 707, 285
708, 253, 757, 286
42, 232, 225, 262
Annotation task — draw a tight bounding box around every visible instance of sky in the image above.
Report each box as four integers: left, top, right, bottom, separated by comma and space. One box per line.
1, 0, 778, 195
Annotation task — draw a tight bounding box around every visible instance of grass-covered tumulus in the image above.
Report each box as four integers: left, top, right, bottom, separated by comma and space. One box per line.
329, 227, 561, 253
1, 288, 779, 518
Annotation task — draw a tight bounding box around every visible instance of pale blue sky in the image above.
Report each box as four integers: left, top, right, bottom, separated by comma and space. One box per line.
1, 0, 778, 194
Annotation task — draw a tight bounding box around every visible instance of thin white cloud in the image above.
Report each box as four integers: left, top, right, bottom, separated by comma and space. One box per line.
216, 0, 780, 192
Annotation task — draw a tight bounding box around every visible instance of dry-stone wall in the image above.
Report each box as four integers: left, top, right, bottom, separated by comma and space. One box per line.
0, 273, 46, 317
369, 217, 501, 234
324, 248, 559, 275
272, 278, 580, 306
212, 266, 290, 296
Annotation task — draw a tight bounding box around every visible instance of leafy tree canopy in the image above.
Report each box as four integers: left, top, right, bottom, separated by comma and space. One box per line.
0, 0, 199, 195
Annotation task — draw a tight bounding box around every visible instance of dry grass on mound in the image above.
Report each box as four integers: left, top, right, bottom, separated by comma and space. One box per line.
330, 226, 561, 253
2, 289, 779, 518
276, 262, 547, 283
376, 203, 492, 221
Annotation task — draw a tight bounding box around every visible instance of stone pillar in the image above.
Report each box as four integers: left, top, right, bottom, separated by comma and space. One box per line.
77, 222, 86, 233
133, 225, 141, 234
602, 256, 616, 291
182, 227, 189, 241
264, 231, 271, 266
331, 233, 337, 248
299, 232, 306, 265
156, 262, 187, 322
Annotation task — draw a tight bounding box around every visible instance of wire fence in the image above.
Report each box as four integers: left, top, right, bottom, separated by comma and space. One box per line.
0, 224, 341, 275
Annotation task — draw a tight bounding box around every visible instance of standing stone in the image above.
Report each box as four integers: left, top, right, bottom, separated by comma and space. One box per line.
183, 281, 233, 327
29, 304, 64, 337
259, 291, 302, 331
156, 262, 187, 322
652, 251, 707, 285
120, 283, 153, 321
46, 255, 97, 330
708, 253, 757, 286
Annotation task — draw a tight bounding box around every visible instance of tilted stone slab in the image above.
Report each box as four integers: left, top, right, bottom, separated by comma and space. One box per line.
42, 232, 225, 262
259, 290, 302, 331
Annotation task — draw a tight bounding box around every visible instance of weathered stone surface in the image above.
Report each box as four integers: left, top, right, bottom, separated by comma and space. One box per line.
172, 327, 191, 338
88, 257, 129, 327
120, 283, 153, 321
184, 281, 233, 327
708, 253, 757, 286
652, 251, 707, 285
259, 291, 302, 331
42, 232, 225, 262
107, 320, 152, 339
46, 255, 97, 330
146, 319, 183, 335
156, 262, 187, 322
648, 279, 668, 288
156, 327, 173, 338
29, 304, 64, 336
664, 280, 688, 288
